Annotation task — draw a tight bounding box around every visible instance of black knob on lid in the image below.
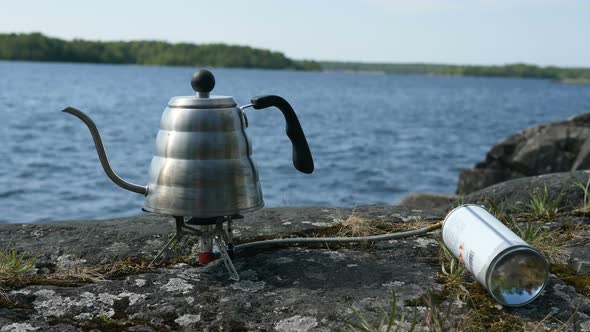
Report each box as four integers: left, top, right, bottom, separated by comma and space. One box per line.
191, 70, 215, 97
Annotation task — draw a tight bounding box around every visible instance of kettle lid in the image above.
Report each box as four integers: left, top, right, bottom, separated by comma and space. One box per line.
168, 70, 237, 108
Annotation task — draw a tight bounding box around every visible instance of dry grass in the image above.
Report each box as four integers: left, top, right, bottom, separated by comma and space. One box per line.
333, 212, 390, 238
1, 268, 103, 290
53, 268, 104, 283
437, 241, 468, 300
95, 257, 152, 279
0, 252, 196, 295
0, 253, 160, 293
328, 210, 440, 238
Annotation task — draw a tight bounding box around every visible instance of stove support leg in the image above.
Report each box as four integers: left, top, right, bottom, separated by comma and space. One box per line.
149, 216, 185, 267
212, 217, 239, 281
227, 219, 235, 258
214, 234, 240, 281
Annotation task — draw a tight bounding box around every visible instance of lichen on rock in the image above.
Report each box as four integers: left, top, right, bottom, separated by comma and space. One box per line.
275, 315, 318, 332
161, 278, 194, 294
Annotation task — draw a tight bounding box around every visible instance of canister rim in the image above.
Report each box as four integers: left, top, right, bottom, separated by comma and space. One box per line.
443, 204, 485, 223
485, 245, 549, 307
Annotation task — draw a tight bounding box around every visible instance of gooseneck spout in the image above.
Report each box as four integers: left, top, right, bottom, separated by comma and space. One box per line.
62, 107, 148, 196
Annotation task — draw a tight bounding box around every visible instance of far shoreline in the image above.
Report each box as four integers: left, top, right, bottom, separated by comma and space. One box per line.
2, 33, 589, 82
3, 59, 590, 84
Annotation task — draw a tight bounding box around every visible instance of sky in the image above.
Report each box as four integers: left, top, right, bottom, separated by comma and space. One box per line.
1, 0, 589, 67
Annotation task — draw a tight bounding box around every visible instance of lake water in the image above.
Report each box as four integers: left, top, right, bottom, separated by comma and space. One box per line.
1, 61, 589, 223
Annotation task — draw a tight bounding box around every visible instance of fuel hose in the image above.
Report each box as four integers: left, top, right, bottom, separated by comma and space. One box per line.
234, 221, 442, 250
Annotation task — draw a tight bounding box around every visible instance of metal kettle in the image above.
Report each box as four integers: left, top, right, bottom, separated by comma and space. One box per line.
64, 69, 314, 218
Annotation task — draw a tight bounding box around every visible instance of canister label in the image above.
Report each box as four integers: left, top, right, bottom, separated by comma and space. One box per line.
442, 205, 526, 285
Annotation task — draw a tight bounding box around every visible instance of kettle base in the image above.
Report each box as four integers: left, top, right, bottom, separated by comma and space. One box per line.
142, 202, 263, 220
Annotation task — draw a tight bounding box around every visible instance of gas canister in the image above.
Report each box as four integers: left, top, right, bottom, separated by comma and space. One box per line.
442, 204, 549, 306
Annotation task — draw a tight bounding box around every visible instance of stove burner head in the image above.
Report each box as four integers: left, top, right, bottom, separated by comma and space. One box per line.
186, 215, 243, 225
149, 215, 239, 280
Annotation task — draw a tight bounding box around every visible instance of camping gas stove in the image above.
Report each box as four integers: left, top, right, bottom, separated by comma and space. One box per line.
150, 215, 240, 280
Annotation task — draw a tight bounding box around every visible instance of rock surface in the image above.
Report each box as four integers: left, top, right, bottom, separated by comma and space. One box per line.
464, 170, 590, 212
0, 205, 589, 331
398, 192, 458, 210
0, 206, 439, 266
458, 113, 590, 194
0, 206, 445, 331
400, 171, 589, 212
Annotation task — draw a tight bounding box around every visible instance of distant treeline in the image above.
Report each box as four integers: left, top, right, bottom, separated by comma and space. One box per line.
320, 61, 590, 81
0, 33, 321, 70
2, 33, 589, 81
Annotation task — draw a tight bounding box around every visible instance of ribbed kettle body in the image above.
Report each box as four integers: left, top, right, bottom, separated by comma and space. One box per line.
143, 105, 263, 217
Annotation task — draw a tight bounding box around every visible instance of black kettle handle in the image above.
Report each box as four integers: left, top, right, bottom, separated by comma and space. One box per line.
251, 95, 314, 174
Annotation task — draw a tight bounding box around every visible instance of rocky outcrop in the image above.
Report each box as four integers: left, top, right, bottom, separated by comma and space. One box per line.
400, 171, 589, 213
458, 113, 590, 194
0, 205, 589, 331
464, 170, 590, 212
398, 192, 458, 209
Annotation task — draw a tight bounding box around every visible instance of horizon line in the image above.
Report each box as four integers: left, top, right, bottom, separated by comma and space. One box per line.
3, 31, 589, 70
